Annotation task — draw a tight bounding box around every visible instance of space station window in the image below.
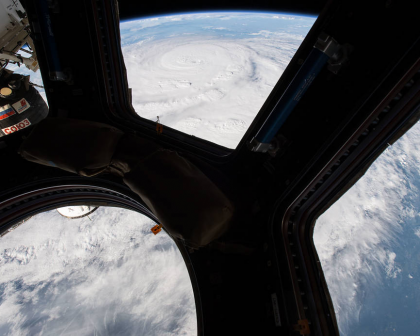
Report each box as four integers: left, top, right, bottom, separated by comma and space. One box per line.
0, 62, 48, 138
0, 206, 197, 335
120, 12, 316, 149
1, 1, 48, 138
313, 120, 420, 335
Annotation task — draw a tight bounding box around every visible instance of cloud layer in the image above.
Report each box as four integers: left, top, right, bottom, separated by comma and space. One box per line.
0, 208, 196, 335
314, 121, 420, 335
121, 13, 315, 148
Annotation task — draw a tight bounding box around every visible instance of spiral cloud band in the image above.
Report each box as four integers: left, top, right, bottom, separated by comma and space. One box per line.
121, 13, 314, 148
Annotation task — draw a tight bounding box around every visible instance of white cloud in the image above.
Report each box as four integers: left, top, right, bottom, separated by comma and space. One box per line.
119, 12, 316, 147
314, 121, 420, 335
121, 33, 303, 148
385, 251, 401, 278
414, 227, 420, 238
0, 207, 196, 335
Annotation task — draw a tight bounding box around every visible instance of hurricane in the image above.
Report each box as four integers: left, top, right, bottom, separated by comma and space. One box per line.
121, 12, 314, 148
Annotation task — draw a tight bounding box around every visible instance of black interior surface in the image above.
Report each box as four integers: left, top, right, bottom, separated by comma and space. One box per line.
1, 0, 420, 335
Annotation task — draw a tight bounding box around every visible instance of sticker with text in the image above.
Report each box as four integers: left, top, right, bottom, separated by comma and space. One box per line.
12, 98, 30, 114
2, 118, 31, 135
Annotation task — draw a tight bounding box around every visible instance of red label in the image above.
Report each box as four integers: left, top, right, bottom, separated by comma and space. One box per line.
2, 118, 31, 135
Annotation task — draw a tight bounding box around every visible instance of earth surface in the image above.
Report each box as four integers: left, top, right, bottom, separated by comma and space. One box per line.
120, 12, 315, 148
1, 11, 420, 336
314, 120, 420, 336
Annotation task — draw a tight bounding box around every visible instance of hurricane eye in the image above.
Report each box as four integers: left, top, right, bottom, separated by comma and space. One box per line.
120, 12, 316, 149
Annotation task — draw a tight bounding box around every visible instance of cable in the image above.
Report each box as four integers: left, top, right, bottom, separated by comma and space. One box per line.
29, 81, 44, 89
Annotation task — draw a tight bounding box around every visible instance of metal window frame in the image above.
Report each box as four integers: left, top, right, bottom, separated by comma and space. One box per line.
0, 176, 205, 335
270, 55, 420, 335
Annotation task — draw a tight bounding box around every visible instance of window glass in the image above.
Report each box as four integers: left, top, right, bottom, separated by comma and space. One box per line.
1, 2, 48, 138
314, 121, 420, 335
0, 207, 196, 335
120, 12, 316, 148
6, 56, 47, 105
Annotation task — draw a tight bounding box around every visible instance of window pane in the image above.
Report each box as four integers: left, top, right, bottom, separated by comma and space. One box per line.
1, 3, 48, 138
6, 59, 47, 105
120, 12, 316, 148
314, 121, 420, 335
0, 207, 196, 335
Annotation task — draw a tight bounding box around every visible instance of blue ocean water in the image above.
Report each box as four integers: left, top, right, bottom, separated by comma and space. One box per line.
315, 121, 420, 335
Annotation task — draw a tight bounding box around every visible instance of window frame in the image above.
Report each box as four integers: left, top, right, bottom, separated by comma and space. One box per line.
269, 55, 420, 335
91, 0, 325, 161
0, 176, 205, 335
